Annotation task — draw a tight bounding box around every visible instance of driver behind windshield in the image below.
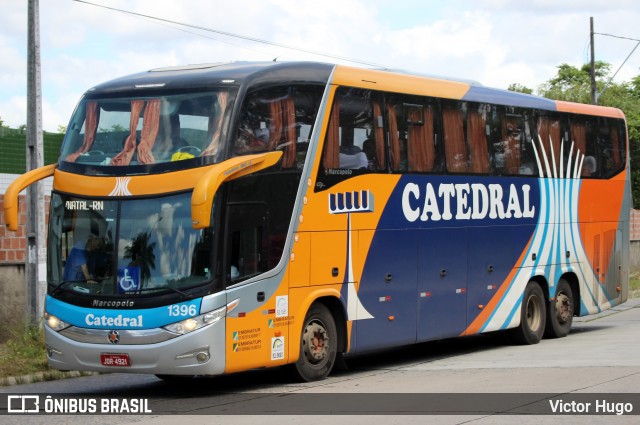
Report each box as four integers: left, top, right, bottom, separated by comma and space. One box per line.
154, 112, 189, 161
63, 231, 103, 284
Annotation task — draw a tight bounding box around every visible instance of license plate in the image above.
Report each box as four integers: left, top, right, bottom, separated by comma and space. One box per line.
100, 353, 131, 367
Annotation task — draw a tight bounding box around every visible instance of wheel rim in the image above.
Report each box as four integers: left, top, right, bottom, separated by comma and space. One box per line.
526, 294, 542, 331
555, 291, 573, 324
302, 319, 329, 364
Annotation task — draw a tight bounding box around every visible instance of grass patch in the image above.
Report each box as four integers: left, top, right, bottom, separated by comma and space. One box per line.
0, 322, 50, 380
631, 272, 640, 299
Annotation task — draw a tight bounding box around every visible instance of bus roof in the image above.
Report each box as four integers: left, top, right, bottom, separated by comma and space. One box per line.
86, 61, 334, 94
85, 61, 624, 119
331, 64, 625, 119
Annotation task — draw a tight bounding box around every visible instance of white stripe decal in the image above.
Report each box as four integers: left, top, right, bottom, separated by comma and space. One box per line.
108, 177, 132, 196
481, 134, 611, 332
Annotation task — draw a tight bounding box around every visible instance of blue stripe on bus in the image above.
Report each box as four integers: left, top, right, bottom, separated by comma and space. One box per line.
462, 86, 558, 110
46, 295, 202, 330
352, 175, 540, 350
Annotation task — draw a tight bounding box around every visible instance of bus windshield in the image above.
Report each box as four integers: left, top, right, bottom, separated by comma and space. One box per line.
47, 192, 215, 297
60, 89, 232, 168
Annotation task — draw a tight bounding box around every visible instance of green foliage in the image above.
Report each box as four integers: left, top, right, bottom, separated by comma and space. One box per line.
537, 62, 640, 208
0, 129, 64, 174
0, 324, 49, 378
630, 273, 640, 298
508, 83, 533, 94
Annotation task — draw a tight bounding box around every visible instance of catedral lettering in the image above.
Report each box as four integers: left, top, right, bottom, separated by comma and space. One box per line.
402, 182, 536, 222
5, 61, 628, 383
85, 314, 143, 327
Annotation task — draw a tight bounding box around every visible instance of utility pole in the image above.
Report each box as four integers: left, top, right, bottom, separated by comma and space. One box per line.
26, 0, 46, 325
590, 17, 597, 104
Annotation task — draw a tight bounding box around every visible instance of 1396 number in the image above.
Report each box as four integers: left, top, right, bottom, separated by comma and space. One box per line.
168, 304, 197, 317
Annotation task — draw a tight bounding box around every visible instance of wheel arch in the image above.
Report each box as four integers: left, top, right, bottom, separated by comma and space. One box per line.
288, 287, 347, 362
529, 275, 550, 302
313, 295, 348, 354
558, 272, 580, 317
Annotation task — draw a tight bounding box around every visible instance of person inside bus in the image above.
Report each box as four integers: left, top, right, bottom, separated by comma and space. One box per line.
63, 232, 102, 284
362, 138, 377, 170
398, 137, 408, 171
583, 155, 597, 176
339, 144, 368, 169
234, 122, 269, 154
154, 113, 189, 161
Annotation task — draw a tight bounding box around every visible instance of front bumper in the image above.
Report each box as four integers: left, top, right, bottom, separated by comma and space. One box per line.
44, 318, 226, 376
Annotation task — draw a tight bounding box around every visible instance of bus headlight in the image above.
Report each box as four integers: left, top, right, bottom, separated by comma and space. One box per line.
44, 312, 71, 332
163, 305, 226, 335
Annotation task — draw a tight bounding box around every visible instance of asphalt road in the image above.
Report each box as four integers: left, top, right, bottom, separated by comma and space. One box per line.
2, 298, 639, 424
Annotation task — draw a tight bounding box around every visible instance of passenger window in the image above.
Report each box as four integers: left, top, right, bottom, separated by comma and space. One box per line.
535, 112, 562, 177
442, 101, 493, 174
386, 96, 442, 173
233, 85, 324, 169
442, 102, 467, 173
598, 118, 626, 178
494, 107, 537, 176
321, 87, 385, 172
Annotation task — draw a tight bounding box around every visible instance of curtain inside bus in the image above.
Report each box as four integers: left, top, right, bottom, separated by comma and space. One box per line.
386, 103, 400, 170
324, 100, 340, 169
467, 109, 490, 174
406, 105, 436, 172
442, 108, 468, 173
501, 116, 521, 174
65, 101, 99, 162
536, 116, 561, 175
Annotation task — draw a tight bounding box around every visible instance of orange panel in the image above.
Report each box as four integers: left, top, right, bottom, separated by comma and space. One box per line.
555, 100, 624, 119
332, 65, 471, 99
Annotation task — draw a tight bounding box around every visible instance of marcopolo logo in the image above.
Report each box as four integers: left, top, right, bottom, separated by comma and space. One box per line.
401, 182, 536, 222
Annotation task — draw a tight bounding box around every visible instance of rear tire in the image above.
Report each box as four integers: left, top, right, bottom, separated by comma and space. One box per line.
509, 281, 546, 345
544, 279, 574, 338
290, 303, 337, 382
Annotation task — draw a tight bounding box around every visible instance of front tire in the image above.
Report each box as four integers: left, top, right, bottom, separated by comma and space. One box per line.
544, 279, 574, 338
509, 281, 546, 345
291, 303, 337, 382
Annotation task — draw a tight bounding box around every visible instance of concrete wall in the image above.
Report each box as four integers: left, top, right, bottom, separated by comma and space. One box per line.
0, 264, 25, 323
631, 241, 640, 275
0, 193, 48, 323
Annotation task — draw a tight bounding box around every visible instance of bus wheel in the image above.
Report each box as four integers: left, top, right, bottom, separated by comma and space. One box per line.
509, 281, 546, 345
544, 279, 574, 339
292, 303, 337, 382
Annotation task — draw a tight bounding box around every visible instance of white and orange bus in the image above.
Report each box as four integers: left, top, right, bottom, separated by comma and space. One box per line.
5, 62, 630, 381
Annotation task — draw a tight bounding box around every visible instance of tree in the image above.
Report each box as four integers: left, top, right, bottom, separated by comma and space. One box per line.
538, 62, 640, 208
0, 115, 4, 127
507, 83, 533, 94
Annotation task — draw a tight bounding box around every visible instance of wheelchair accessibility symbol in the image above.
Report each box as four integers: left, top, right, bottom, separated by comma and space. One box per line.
118, 267, 141, 292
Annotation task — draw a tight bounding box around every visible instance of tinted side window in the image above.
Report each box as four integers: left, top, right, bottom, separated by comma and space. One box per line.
442, 101, 494, 174
494, 107, 537, 176
598, 117, 626, 178
233, 85, 324, 170
386, 95, 443, 173
321, 87, 385, 172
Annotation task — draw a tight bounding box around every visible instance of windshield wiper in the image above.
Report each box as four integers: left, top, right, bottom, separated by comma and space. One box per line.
132, 286, 191, 298
49, 281, 90, 296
